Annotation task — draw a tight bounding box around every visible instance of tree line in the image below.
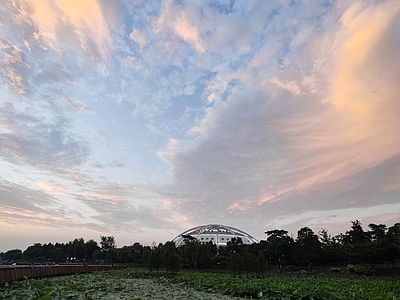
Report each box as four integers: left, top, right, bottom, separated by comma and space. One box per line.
1, 221, 399, 275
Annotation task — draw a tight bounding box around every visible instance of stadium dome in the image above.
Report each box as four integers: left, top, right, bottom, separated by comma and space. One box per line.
173, 224, 258, 247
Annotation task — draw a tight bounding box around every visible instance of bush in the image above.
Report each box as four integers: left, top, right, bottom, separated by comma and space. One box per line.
329, 267, 342, 273
347, 264, 376, 276
286, 265, 298, 272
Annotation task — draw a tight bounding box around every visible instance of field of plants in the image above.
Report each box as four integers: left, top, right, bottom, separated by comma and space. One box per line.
1, 268, 399, 299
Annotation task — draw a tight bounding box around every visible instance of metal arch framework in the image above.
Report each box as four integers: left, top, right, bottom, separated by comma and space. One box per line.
172, 224, 258, 247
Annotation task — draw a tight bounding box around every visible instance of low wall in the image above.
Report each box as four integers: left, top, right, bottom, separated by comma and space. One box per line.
0, 265, 124, 285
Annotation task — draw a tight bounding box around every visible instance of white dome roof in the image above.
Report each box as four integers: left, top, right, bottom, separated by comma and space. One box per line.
173, 224, 258, 247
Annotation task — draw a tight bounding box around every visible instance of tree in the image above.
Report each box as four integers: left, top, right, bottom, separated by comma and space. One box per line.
294, 227, 322, 266
84, 239, 100, 261
345, 220, 369, 244
265, 229, 294, 267
2, 249, 22, 261
226, 237, 244, 255
165, 251, 180, 274
141, 246, 152, 266
344, 220, 376, 265
318, 229, 346, 265
242, 250, 257, 277
100, 236, 116, 251
149, 244, 164, 272
131, 242, 144, 264
368, 223, 387, 242
51, 248, 67, 262
384, 223, 400, 267
366, 223, 387, 265
255, 253, 266, 276
71, 238, 85, 260
23, 243, 44, 261
179, 239, 200, 269
229, 253, 243, 277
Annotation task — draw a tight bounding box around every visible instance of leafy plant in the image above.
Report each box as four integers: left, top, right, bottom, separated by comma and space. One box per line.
1, 268, 399, 299
348, 264, 376, 276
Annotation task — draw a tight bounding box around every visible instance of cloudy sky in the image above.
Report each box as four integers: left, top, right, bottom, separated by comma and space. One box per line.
1, 0, 400, 251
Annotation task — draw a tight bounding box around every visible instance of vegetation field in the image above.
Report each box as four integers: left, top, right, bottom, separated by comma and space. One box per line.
1, 268, 400, 300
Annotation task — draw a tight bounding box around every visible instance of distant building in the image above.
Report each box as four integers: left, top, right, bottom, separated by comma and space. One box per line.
173, 224, 258, 247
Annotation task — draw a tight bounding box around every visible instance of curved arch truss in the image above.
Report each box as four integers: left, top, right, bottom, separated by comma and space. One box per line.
172, 224, 258, 247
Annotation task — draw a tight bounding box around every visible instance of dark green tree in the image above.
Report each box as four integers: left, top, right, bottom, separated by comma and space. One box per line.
366, 223, 387, 265
242, 250, 257, 277
23, 243, 44, 261
149, 244, 164, 272
255, 253, 266, 276
51, 248, 67, 262
165, 251, 180, 274
100, 236, 116, 250
318, 229, 346, 265
2, 249, 22, 261
384, 223, 400, 267
226, 237, 244, 255
345, 220, 369, 244
229, 253, 243, 277
265, 229, 294, 267
294, 227, 322, 266
84, 239, 100, 261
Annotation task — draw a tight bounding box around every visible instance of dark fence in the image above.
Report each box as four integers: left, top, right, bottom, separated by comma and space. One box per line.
0, 265, 124, 285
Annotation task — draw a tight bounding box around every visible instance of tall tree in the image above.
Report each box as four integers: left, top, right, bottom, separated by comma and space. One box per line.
318, 229, 346, 265
344, 220, 375, 264
294, 227, 322, 266
84, 239, 100, 260
265, 229, 294, 267
100, 236, 116, 250
368, 224, 387, 241
2, 249, 22, 261
345, 220, 369, 244
384, 223, 400, 267
23, 243, 43, 261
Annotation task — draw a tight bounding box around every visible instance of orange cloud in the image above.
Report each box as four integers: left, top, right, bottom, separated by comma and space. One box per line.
23, 0, 112, 61
36, 180, 65, 196
0, 220, 14, 227
285, 1, 400, 192
332, 2, 400, 140
227, 200, 252, 212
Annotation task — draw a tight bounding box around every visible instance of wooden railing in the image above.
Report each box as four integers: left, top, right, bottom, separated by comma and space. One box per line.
0, 265, 124, 285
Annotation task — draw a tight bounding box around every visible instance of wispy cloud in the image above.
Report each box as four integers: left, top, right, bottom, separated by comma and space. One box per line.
154, 0, 205, 53
0, 102, 91, 172
158, 0, 400, 235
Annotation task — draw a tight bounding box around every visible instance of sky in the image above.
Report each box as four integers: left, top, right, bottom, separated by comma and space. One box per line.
1, 0, 400, 252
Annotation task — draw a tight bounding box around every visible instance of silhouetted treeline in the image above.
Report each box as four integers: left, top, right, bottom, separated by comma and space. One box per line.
1, 221, 399, 275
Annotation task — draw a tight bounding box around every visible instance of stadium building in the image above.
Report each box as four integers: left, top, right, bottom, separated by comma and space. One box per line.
173, 224, 258, 247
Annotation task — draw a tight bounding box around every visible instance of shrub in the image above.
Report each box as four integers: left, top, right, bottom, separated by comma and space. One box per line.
329, 267, 342, 273
286, 265, 298, 272
347, 264, 376, 276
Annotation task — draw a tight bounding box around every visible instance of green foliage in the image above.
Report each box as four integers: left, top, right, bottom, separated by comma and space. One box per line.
329, 267, 343, 272
2, 268, 399, 299
229, 253, 243, 276
348, 264, 376, 276
100, 236, 116, 250
294, 227, 323, 265
165, 251, 180, 274
149, 244, 163, 272
1, 249, 22, 261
